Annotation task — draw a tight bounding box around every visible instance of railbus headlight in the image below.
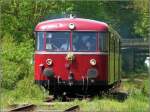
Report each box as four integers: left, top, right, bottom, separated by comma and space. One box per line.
68, 23, 75, 30
46, 59, 53, 65
90, 59, 96, 66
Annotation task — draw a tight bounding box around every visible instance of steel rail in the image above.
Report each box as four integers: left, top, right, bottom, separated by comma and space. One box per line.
64, 105, 80, 112
9, 104, 36, 112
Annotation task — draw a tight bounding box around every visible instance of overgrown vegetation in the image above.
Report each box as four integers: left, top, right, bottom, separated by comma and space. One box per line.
1, 35, 33, 89
0, 0, 149, 110
0, 35, 48, 108
1, 76, 48, 108
0, 34, 46, 107
1, 73, 149, 111
42, 75, 149, 111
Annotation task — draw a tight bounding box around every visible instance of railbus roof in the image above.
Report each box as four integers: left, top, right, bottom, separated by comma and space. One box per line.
35, 18, 108, 31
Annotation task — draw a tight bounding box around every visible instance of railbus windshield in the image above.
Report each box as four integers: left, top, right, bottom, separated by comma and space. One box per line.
36, 31, 108, 52
72, 32, 97, 51
46, 32, 70, 51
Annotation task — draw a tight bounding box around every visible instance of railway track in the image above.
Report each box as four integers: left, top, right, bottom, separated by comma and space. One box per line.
7, 103, 80, 112
64, 105, 80, 112
6, 90, 127, 112
9, 104, 36, 112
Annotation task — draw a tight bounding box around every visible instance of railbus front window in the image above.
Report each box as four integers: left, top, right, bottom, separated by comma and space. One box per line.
36, 32, 44, 51
72, 32, 97, 51
46, 32, 70, 51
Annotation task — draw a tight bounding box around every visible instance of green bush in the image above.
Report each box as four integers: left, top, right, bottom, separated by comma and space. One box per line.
10, 74, 48, 103
1, 74, 48, 107
1, 34, 33, 89
142, 79, 150, 96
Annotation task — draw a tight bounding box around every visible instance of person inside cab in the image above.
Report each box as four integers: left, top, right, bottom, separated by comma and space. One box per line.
60, 40, 76, 51
85, 36, 96, 51
46, 33, 58, 51
60, 39, 70, 51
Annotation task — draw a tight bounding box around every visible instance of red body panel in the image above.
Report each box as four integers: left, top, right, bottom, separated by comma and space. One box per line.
34, 18, 109, 86
35, 18, 108, 31
34, 53, 108, 81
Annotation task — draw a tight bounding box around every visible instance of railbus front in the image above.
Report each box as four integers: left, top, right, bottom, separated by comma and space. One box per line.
34, 18, 121, 95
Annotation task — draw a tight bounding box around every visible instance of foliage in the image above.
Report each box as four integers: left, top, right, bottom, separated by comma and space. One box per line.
133, 0, 149, 38
39, 78, 149, 112
0, 0, 149, 110
142, 79, 150, 96
1, 0, 60, 41
1, 75, 48, 108
1, 0, 148, 39
0, 1, 148, 74
1, 74, 149, 111
1, 34, 33, 89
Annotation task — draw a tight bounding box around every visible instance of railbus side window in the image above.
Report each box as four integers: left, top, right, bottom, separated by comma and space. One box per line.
37, 32, 44, 51
99, 32, 108, 52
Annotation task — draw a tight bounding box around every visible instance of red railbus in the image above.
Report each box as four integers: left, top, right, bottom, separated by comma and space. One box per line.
34, 17, 121, 96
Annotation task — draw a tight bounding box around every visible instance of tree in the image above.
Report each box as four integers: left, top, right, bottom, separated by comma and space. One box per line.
132, 0, 149, 39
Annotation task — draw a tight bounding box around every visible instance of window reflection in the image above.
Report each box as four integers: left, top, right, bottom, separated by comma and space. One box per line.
37, 32, 44, 51
73, 32, 97, 51
99, 32, 108, 52
46, 32, 70, 51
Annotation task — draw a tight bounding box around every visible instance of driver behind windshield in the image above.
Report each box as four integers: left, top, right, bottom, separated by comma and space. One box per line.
46, 33, 58, 50
60, 39, 70, 51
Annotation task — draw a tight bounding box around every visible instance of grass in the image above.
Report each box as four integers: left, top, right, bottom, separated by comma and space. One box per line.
0, 75, 48, 109
1, 73, 149, 111
35, 94, 148, 112
46, 79, 149, 112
